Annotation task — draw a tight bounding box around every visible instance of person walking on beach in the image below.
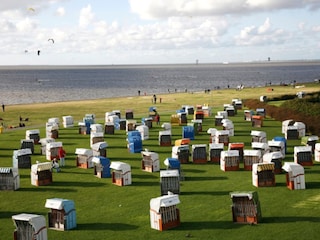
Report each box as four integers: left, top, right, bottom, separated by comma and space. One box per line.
2, 103, 5, 112
153, 94, 157, 104
58, 146, 66, 167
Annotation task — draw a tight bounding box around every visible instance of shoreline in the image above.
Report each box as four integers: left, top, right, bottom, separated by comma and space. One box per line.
1, 59, 320, 70
5, 90, 188, 107
1, 82, 319, 130
5, 81, 317, 108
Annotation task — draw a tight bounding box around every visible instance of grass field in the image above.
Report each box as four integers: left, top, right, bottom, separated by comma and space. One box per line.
1, 83, 320, 240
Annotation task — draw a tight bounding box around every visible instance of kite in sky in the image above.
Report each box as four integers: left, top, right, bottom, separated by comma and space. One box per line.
48, 38, 54, 44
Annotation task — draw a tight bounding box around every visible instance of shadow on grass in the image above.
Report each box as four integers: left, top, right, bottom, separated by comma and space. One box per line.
262, 216, 320, 223
143, 143, 173, 148
61, 142, 78, 146
306, 181, 320, 189
18, 186, 77, 192
176, 220, 242, 230
107, 145, 128, 150
185, 176, 228, 181
305, 169, 320, 175
183, 169, 207, 173
76, 222, 139, 231
61, 131, 81, 138
181, 190, 230, 196
0, 211, 9, 219
134, 174, 158, 179
234, 130, 252, 136
18, 179, 108, 191
110, 156, 141, 161
19, 174, 32, 179
52, 181, 107, 188
0, 211, 45, 219
150, 148, 175, 153
274, 182, 287, 187
132, 181, 159, 187
131, 173, 159, 187
0, 153, 13, 158
58, 169, 94, 175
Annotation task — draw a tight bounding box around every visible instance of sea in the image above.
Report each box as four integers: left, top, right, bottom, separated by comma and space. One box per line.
0, 61, 319, 105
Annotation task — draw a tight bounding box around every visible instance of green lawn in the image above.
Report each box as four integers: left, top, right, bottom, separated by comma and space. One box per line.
1, 86, 320, 240
267, 100, 286, 106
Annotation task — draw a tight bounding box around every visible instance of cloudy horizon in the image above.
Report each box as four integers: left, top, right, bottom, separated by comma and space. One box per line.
0, 0, 319, 65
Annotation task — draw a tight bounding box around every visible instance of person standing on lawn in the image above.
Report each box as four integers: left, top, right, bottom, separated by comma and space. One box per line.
52, 159, 61, 172
58, 146, 66, 167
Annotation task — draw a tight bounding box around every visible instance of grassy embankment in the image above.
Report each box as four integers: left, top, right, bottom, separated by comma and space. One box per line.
1, 82, 320, 240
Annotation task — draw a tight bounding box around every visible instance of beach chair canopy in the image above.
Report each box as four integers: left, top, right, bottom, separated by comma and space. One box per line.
110, 161, 131, 173
150, 194, 180, 212
45, 198, 75, 213
282, 162, 304, 175
12, 213, 46, 233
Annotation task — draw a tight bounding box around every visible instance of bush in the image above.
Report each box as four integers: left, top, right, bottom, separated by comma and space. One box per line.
282, 98, 320, 116
244, 99, 320, 135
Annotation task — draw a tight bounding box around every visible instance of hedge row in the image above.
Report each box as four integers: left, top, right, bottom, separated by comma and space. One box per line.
244, 99, 320, 136
281, 99, 320, 116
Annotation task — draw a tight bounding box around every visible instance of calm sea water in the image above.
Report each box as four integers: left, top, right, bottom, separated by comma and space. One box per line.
0, 61, 319, 105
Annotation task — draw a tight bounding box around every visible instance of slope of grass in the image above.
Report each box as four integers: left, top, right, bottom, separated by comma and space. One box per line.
0, 83, 320, 240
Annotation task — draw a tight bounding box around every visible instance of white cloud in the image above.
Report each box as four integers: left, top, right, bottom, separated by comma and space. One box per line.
79, 4, 94, 28
258, 18, 271, 34
0, 1, 37, 11
93, 21, 108, 36
245, 0, 299, 10
51, 28, 68, 42
16, 18, 37, 32
234, 18, 288, 46
0, 19, 15, 32
312, 25, 320, 32
93, 20, 120, 37
129, 0, 320, 19
298, 22, 306, 30
0, 0, 319, 64
0, 0, 68, 13
56, 7, 65, 16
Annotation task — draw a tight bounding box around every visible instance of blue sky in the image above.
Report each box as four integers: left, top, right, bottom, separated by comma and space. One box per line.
0, 0, 320, 65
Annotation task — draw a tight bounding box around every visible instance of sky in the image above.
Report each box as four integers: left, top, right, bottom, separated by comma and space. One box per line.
0, 0, 320, 65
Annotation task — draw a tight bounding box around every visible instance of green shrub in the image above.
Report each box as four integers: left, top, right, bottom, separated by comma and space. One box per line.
282, 99, 320, 116
244, 99, 320, 135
